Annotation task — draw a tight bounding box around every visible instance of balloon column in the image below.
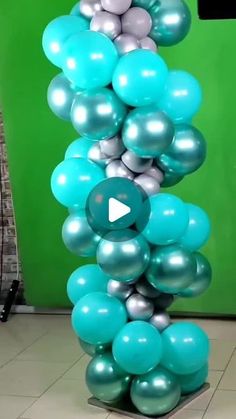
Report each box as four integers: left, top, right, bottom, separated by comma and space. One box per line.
43, 0, 212, 416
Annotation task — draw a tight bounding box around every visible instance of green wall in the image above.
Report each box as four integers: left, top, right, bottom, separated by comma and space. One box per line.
0, 1, 235, 313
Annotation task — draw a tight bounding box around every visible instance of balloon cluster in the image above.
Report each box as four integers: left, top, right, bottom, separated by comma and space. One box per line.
44, 0, 212, 416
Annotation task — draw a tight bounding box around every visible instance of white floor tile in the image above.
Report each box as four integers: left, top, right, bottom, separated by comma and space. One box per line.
63, 355, 91, 381
0, 395, 36, 419
204, 390, 236, 419
209, 340, 235, 370
219, 350, 236, 390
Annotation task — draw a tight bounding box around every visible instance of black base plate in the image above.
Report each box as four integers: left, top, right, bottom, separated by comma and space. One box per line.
88, 383, 210, 418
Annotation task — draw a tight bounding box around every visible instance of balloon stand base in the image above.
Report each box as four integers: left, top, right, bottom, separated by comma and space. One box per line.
88, 383, 210, 419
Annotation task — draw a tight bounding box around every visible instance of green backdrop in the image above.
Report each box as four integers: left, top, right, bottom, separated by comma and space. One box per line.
0, 1, 235, 313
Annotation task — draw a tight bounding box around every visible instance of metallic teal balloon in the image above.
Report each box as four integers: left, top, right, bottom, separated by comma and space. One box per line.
79, 338, 109, 357
42, 15, 89, 67
179, 252, 212, 298
178, 363, 208, 395
146, 244, 197, 294
158, 70, 203, 123
113, 321, 163, 375
159, 124, 207, 176
161, 322, 210, 375
65, 137, 95, 160
161, 170, 184, 188
86, 353, 131, 403
132, 0, 157, 9
112, 49, 168, 107
72, 292, 127, 344
122, 106, 174, 158
51, 158, 105, 208
62, 211, 100, 257
62, 31, 118, 89
67, 264, 109, 305
47, 73, 79, 121
179, 204, 211, 251
97, 230, 150, 282
131, 366, 181, 416
71, 87, 127, 140
150, 0, 191, 47
136, 193, 189, 245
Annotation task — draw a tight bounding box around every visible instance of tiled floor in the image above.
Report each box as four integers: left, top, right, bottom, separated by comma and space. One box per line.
0, 315, 236, 419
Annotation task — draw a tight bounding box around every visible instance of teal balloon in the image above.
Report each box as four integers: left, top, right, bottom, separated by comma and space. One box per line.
112, 49, 168, 107
51, 158, 105, 208
158, 70, 202, 123
150, 0, 191, 47
122, 106, 174, 158
131, 366, 181, 416
71, 87, 127, 140
62, 211, 100, 257
146, 244, 197, 294
159, 124, 207, 176
86, 353, 131, 403
67, 265, 110, 305
161, 171, 184, 188
47, 73, 78, 121
179, 204, 211, 251
161, 322, 210, 375
62, 30, 118, 89
79, 338, 109, 357
72, 292, 127, 344
137, 193, 189, 245
112, 321, 163, 375
132, 0, 157, 9
65, 137, 95, 160
179, 252, 212, 298
42, 15, 89, 67
178, 363, 208, 395
97, 230, 150, 282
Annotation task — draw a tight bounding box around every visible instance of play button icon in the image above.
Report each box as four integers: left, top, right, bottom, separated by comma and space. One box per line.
86, 177, 151, 240
109, 198, 131, 223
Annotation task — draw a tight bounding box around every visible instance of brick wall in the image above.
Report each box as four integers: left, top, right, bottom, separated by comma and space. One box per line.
0, 114, 24, 304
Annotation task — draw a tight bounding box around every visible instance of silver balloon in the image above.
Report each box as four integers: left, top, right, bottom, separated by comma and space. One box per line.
90, 11, 121, 40
101, 0, 132, 15
100, 135, 125, 158
135, 277, 161, 299
122, 7, 153, 40
150, 311, 171, 332
122, 151, 153, 174
62, 211, 100, 257
126, 293, 154, 320
145, 166, 164, 184
106, 160, 135, 180
107, 279, 134, 300
47, 73, 78, 121
135, 174, 160, 197
140, 37, 157, 52
88, 142, 114, 167
114, 33, 140, 56
80, 0, 103, 19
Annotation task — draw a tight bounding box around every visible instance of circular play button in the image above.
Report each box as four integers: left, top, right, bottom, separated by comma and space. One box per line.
86, 177, 150, 239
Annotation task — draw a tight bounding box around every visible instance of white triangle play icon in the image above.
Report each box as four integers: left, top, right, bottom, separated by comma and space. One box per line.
109, 198, 131, 223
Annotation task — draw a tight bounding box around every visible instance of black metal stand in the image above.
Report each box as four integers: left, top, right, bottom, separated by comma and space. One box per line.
0, 279, 20, 322
89, 383, 210, 419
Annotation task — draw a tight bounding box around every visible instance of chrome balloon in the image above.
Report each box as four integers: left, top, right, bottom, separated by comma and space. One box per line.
150, 311, 171, 332
107, 279, 134, 300
90, 11, 121, 40
179, 252, 212, 298
159, 124, 207, 176
154, 293, 175, 310
140, 37, 157, 52
86, 353, 131, 403
126, 293, 154, 320
145, 166, 164, 184
88, 142, 114, 167
101, 0, 132, 15
135, 174, 160, 197
135, 277, 161, 299
106, 160, 135, 180
146, 244, 197, 294
122, 7, 153, 40
114, 33, 140, 56
150, 0, 192, 46
79, 338, 109, 357
122, 151, 153, 174
47, 73, 78, 121
100, 135, 125, 158
161, 170, 184, 187
132, 0, 157, 9
131, 366, 181, 416
80, 0, 103, 19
